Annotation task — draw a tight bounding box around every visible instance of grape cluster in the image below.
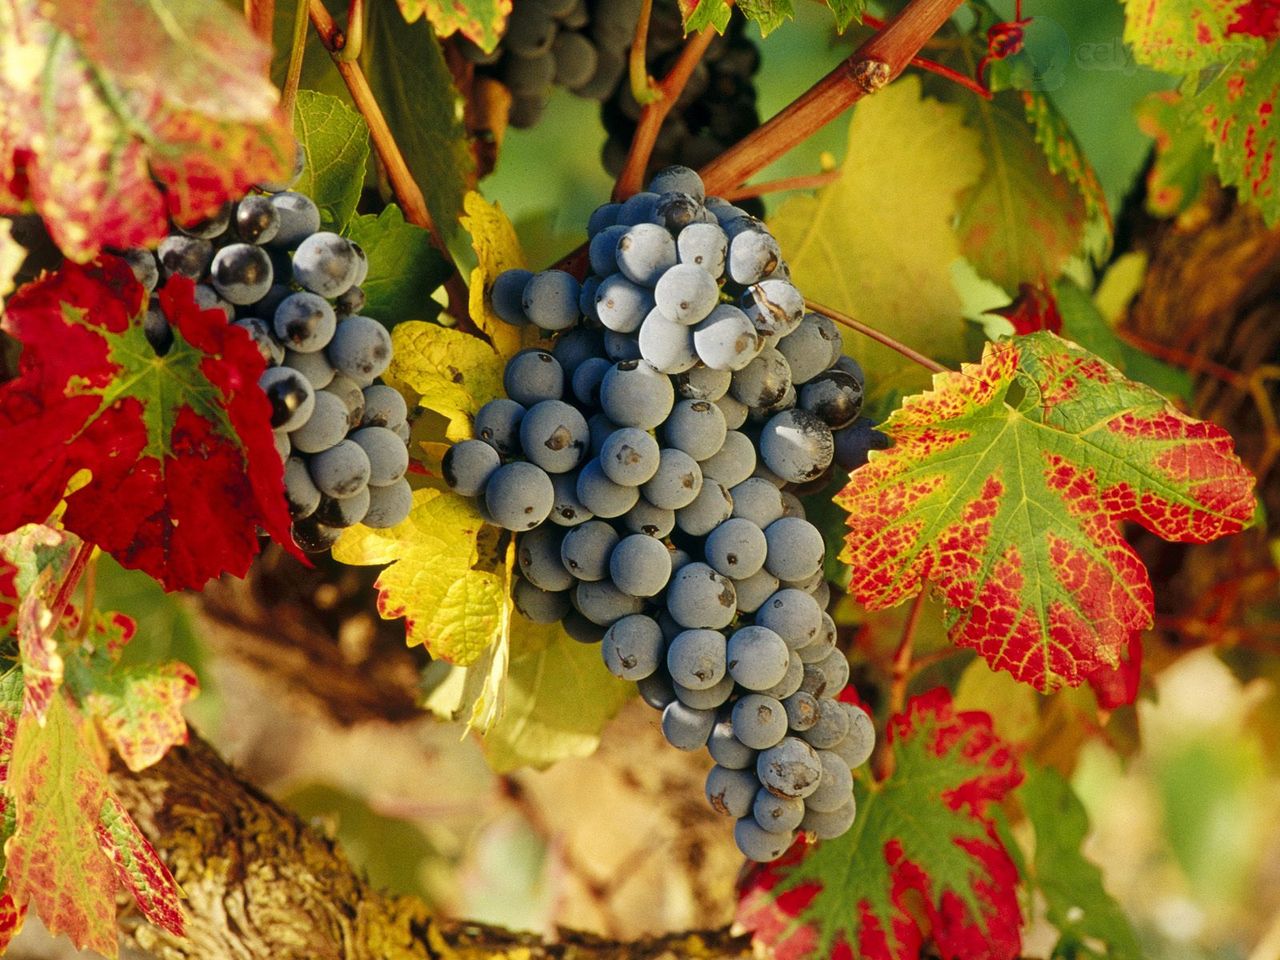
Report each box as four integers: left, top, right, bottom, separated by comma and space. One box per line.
444, 165, 877, 860
458, 0, 642, 128
117, 165, 413, 552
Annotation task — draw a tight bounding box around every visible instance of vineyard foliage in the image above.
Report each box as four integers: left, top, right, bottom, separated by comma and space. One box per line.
0, 0, 1275, 957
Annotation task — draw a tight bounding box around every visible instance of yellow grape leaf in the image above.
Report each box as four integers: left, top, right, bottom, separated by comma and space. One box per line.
333, 488, 505, 665
5, 696, 117, 957
387, 322, 505, 442
768, 76, 983, 393
461, 191, 526, 360
0, 219, 23, 302
480, 630, 634, 773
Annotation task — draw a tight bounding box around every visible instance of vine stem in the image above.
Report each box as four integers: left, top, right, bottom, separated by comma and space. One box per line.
307, 0, 471, 323
720, 170, 840, 201
877, 590, 927, 779
613, 22, 721, 200
245, 0, 274, 45
281, 0, 309, 118
698, 0, 966, 195
860, 12, 993, 100
806, 298, 950, 374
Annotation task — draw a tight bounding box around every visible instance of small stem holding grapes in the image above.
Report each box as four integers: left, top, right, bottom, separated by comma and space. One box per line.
628, 0, 658, 106
807, 298, 950, 375
307, 0, 470, 323
878, 590, 927, 778
720, 170, 841, 201
699, 0, 966, 194
613, 22, 721, 200
281, 0, 309, 118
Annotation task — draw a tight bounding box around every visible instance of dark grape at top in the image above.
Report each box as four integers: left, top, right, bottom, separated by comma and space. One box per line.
117, 151, 414, 554
443, 164, 877, 861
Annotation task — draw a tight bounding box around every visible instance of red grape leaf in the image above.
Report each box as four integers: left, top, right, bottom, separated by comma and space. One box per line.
0, 258, 298, 592
1122, 0, 1263, 71
0, 0, 292, 260
835, 333, 1256, 691
0, 671, 26, 950
992, 283, 1062, 335
1229, 0, 1280, 35
5, 694, 118, 956
737, 689, 1023, 960
95, 793, 185, 938
395, 0, 512, 52
1136, 91, 1215, 217
1195, 43, 1280, 225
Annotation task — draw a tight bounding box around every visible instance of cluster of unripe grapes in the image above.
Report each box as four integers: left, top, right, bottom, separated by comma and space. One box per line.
442, 165, 876, 860
117, 159, 413, 552
458, 0, 763, 189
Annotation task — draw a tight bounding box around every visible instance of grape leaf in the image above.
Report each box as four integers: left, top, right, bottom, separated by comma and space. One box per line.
345, 205, 449, 327
41, 0, 279, 120
395, 0, 511, 52
5, 695, 118, 956
0, 671, 26, 952
0, 0, 292, 260
737, 1, 794, 35
386, 322, 506, 442
824, 0, 868, 30
478, 630, 633, 773
0, 259, 297, 592
1122, 0, 1262, 71
463, 191, 528, 359
95, 793, 185, 939
737, 689, 1024, 960
679, 0, 734, 33
293, 90, 370, 232
1194, 43, 1280, 225
0, 218, 22, 302
768, 77, 983, 392
835, 332, 1256, 691
333, 488, 507, 663
1136, 91, 1215, 217
1017, 763, 1141, 959
1229, 0, 1280, 36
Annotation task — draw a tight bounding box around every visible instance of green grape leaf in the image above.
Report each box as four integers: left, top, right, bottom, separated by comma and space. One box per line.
1122, 0, 1262, 71
0, 0, 292, 261
293, 90, 370, 232
1018, 763, 1142, 959
1136, 91, 1215, 218
395, 0, 511, 53
737, 689, 1024, 960
679, 0, 734, 33
362, 0, 474, 248
824, 0, 868, 30
1194, 43, 1280, 225
738, 0, 795, 35
345, 205, 450, 326
768, 76, 984, 393
835, 333, 1256, 692
479, 630, 633, 773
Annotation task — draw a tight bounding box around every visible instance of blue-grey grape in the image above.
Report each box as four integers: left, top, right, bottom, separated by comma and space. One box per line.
599, 427, 660, 486
575, 578, 644, 626
762, 649, 804, 700
290, 390, 349, 454
731, 694, 787, 750
603, 328, 642, 362
665, 562, 736, 629
654, 263, 719, 325
694, 305, 759, 371
474, 398, 526, 455
661, 701, 715, 751
637, 671, 676, 710
485, 461, 554, 530
728, 478, 783, 528
727, 230, 781, 286
571, 356, 611, 407
292, 232, 360, 298
733, 817, 791, 862
663, 399, 726, 461
327, 315, 392, 385
706, 766, 758, 818
715, 393, 749, 430
666, 628, 726, 690
622, 498, 674, 538
599, 360, 673, 430
763, 518, 825, 583
755, 588, 823, 650
514, 578, 572, 624
756, 736, 822, 799
351, 426, 409, 486
518, 524, 573, 592
731, 346, 791, 410
360, 384, 407, 430
708, 719, 755, 770
559, 519, 618, 582
552, 326, 604, 376
314, 486, 370, 528
576, 459, 639, 518
698, 430, 755, 488
363, 476, 412, 528
615, 223, 677, 286
492, 268, 533, 325
832, 703, 876, 769
268, 192, 321, 247
608, 533, 671, 597
309, 439, 371, 499
674, 480, 732, 537
673, 674, 735, 709
284, 347, 333, 388
800, 369, 863, 430
503, 349, 564, 406
234, 195, 280, 244
815, 647, 851, 693
800, 796, 856, 840
259, 366, 315, 432
520, 400, 589, 474
589, 224, 629, 276
778, 313, 842, 385
641, 448, 702, 510
324, 374, 365, 429
743, 278, 804, 340
601, 614, 664, 679
782, 691, 819, 732
807, 750, 854, 813
676, 222, 727, 278
754, 789, 804, 834
595, 273, 653, 333
158, 234, 212, 280
649, 165, 705, 201
637, 309, 698, 374
733, 568, 780, 615
522, 269, 581, 331
284, 456, 321, 519
548, 470, 593, 526
726, 625, 790, 691
674, 365, 731, 402
704, 517, 766, 580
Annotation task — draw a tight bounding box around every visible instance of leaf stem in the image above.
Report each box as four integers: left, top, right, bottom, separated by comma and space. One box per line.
613, 21, 721, 200
698, 0, 966, 194
281, 0, 310, 118
245, 0, 275, 45
806, 298, 951, 374
719, 170, 841, 202
307, 0, 469, 322
337, 0, 364, 62
47, 540, 95, 636
628, 0, 657, 107
876, 590, 927, 779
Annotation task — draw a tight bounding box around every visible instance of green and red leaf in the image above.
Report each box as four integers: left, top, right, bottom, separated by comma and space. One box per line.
84, 660, 197, 772
396, 0, 512, 52
0, 0, 292, 260
5, 695, 118, 956
737, 689, 1023, 960
0, 258, 297, 592
96, 793, 185, 938
835, 333, 1256, 691
1136, 91, 1216, 217
1195, 43, 1280, 225
1122, 0, 1263, 71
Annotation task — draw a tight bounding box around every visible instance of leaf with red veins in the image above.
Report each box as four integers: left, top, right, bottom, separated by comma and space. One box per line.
0, 672, 27, 949
84, 659, 198, 772
96, 793, 185, 938
0, 258, 298, 592
0, 0, 291, 260
5, 695, 118, 957
836, 333, 1256, 692
0, 893, 25, 953
737, 689, 1023, 960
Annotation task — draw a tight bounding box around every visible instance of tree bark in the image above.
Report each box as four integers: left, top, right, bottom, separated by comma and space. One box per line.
109, 735, 753, 960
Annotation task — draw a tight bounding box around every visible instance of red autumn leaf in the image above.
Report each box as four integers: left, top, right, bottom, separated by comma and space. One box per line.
835, 333, 1256, 691
0, 257, 298, 592
0, 671, 25, 951
737, 689, 1023, 960
0, 0, 292, 260
993, 282, 1063, 335
1229, 0, 1280, 36
1085, 635, 1144, 710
